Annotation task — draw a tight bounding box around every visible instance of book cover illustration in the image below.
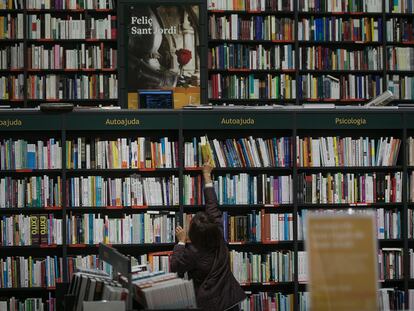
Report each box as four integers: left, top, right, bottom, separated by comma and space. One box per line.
126, 4, 201, 108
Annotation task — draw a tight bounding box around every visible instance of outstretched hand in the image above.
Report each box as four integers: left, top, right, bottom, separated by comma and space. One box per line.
175, 226, 187, 243
202, 162, 213, 175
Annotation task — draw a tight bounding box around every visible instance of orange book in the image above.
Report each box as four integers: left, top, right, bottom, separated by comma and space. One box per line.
303, 138, 309, 167
151, 142, 156, 168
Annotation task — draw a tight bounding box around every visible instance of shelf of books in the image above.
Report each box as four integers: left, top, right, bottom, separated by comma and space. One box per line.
296, 111, 405, 311
182, 111, 297, 310
0, 0, 117, 108
0, 112, 63, 310
3, 109, 414, 310
207, 0, 414, 107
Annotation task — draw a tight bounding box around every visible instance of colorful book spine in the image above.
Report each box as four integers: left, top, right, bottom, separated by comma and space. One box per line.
183, 174, 292, 205
296, 136, 401, 167
66, 212, 177, 245
68, 175, 179, 207
230, 250, 293, 283
297, 172, 403, 204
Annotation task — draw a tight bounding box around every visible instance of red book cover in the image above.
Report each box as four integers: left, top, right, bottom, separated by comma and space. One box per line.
111, 16, 117, 39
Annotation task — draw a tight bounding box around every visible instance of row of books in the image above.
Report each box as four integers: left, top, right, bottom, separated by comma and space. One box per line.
0, 0, 23, 9
184, 136, 292, 168
298, 209, 401, 240
67, 212, 177, 245
296, 136, 401, 167
183, 174, 293, 205
132, 271, 196, 310
189, 212, 290, 243
0, 214, 62, 246
0, 256, 62, 288
297, 0, 382, 12
27, 74, 118, 99
27, 14, 116, 40
0, 43, 23, 70
0, 74, 23, 99
379, 248, 403, 280
209, 73, 296, 99
0, 135, 406, 170
242, 292, 294, 311
0, 14, 23, 39
145, 252, 170, 274
387, 47, 414, 70
386, 0, 414, 13
299, 46, 383, 70
298, 248, 403, 282
207, 0, 293, 11
67, 253, 170, 280
299, 74, 383, 100
379, 288, 405, 311
208, 44, 295, 70
297, 172, 403, 204
0, 296, 56, 311
27, 0, 116, 10
386, 19, 414, 43
301, 289, 405, 311
388, 75, 414, 100
0, 139, 61, 170
67, 254, 112, 280
28, 44, 117, 70
68, 176, 180, 207
69, 269, 128, 311
230, 250, 293, 283
0, 176, 61, 208
66, 137, 178, 169
208, 15, 294, 41
298, 17, 382, 42
223, 211, 293, 242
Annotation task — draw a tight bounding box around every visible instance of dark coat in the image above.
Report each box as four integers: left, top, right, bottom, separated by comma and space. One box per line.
171, 187, 246, 311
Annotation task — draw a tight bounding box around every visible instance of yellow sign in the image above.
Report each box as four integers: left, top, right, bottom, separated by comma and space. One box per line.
306, 213, 378, 311
335, 117, 367, 126
0, 119, 22, 127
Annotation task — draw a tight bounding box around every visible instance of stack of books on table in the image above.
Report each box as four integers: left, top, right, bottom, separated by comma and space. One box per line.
132, 269, 197, 310
68, 267, 129, 311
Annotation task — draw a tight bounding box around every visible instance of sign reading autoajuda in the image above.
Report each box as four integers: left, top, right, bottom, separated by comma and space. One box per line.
0, 119, 22, 127
105, 118, 140, 126
221, 117, 255, 126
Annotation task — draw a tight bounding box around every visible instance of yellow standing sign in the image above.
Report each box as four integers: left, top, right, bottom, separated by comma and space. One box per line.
306, 213, 378, 311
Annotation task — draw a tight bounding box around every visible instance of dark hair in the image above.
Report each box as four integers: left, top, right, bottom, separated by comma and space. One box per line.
188, 212, 222, 251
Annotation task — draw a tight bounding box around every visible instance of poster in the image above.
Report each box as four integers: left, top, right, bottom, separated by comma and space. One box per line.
306, 213, 378, 311
126, 3, 201, 108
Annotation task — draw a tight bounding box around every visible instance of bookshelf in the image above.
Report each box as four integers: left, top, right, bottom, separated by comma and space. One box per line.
2, 108, 414, 310
206, 0, 414, 106
0, 0, 117, 108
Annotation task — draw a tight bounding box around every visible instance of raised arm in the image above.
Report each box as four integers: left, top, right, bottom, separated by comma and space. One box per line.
170, 226, 195, 276
202, 163, 223, 231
